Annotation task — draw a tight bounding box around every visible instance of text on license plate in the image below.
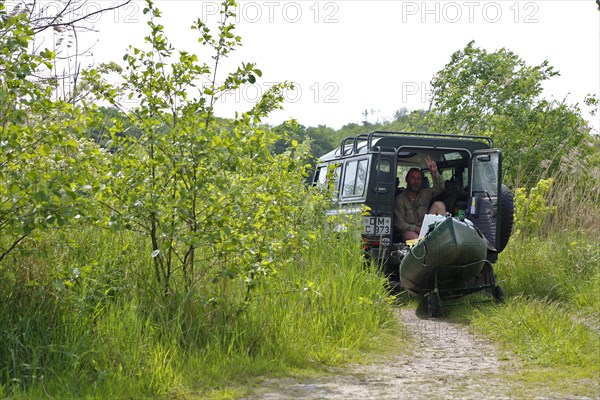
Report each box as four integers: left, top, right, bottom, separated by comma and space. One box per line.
363, 217, 391, 235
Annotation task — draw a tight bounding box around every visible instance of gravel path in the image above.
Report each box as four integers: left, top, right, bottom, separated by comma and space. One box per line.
242, 308, 528, 399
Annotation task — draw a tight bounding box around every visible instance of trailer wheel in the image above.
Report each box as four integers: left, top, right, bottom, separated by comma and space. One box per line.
493, 285, 505, 303
427, 293, 441, 317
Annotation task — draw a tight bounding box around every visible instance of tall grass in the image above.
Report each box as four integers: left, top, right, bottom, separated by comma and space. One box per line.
470, 296, 599, 370
461, 149, 600, 380
0, 228, 149, 397
497, 235, 599, 320
506, 143, 600, 320
545, 144, 600, 235
0, 221, 397, 398
467, 230, 600, 374
514, 142, 600, 238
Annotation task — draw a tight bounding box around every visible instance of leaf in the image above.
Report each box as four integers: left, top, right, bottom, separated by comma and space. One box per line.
40, 144, 52, 156
9, 182, 20, 194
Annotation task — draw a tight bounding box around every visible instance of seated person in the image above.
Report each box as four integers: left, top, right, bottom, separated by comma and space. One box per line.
394, 156, 446, 242
432, 178, 469, 214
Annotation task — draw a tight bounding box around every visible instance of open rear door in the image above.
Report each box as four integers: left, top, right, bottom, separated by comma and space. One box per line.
468, 150, 502, 250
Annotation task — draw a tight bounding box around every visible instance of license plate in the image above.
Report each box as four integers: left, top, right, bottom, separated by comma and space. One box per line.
363, 217, 391, 235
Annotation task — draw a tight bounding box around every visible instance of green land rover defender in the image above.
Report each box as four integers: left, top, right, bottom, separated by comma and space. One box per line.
313, 131, 514, 315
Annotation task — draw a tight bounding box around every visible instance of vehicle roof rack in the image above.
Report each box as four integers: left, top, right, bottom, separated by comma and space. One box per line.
338, 131, 494, 157
366, 131, 494, 151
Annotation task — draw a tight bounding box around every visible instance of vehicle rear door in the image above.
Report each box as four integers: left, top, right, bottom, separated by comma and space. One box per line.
363, 147, 396, 259
468, 150, 502, 250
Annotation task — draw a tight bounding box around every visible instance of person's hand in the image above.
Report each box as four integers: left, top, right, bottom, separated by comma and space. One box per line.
415, 226, 421, 234
425, 155, 437, 173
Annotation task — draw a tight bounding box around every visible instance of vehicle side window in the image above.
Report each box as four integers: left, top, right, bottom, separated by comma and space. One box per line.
422, 170, 432, 182
315, 164, 342, 197
342, 159, 368, 197
342, 161, 357, 197
355, 159, 368, 195
396, 165, 409, 185
440, 169, 453, 181
315, 165, 328, 186
332, 164, 341, 196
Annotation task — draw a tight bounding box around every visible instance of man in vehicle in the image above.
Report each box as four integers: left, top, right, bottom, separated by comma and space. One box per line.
394, 155, 446, 241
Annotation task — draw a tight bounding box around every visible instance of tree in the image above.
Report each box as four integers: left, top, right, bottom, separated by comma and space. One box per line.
388, 108, 428, 132
0, 2, 108, 262
83, 0, 318, 295
3, 0, 133, 103
272, 123, 336, 161
427, 41, 591, 187
305, 125, 337, 158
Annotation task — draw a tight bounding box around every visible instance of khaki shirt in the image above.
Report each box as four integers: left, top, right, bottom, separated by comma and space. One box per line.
394, 172, 445, 233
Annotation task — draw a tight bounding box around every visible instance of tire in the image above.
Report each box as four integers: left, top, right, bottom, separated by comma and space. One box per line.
493, 285, 505, 303
496, 184, 514, 253
427, 293, 441, 317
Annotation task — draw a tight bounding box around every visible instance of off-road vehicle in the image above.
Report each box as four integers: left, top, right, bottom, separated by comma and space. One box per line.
313, 131, 514, 315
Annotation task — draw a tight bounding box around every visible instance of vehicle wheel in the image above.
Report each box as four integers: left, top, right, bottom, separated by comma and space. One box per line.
497, 184, 514, 253
427, 293, 441, 317
493, 285, 505, 303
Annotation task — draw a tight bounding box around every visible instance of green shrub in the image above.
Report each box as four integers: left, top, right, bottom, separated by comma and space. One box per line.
514, 178, 555, 237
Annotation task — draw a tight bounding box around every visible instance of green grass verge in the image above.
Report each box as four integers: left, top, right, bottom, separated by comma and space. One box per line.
445, 232, 600, 397
469, 297, 599, 370
0, 226, 398, 398
2, 225, 598, 398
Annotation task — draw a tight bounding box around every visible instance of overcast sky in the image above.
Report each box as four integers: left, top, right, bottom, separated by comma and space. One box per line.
72, 1, 599, 133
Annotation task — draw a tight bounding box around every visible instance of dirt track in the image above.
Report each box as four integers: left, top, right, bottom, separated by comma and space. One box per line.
244, 308, 597, 400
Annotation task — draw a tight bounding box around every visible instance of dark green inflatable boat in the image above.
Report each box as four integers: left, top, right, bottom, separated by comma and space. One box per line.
399, 216, 499, 316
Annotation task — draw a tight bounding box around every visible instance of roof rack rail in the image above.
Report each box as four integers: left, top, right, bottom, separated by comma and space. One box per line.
366, 131, 494, 150
338, 133, 391, 157
338, 134, 372, 156
339, 136, 354, 156
353, 134, 371, 153
338, 131, 494, 157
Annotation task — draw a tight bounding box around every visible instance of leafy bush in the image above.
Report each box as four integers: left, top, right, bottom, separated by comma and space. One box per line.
80, 1, 317, 298
0, 4, 106, 263
513, 178, 555, 237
